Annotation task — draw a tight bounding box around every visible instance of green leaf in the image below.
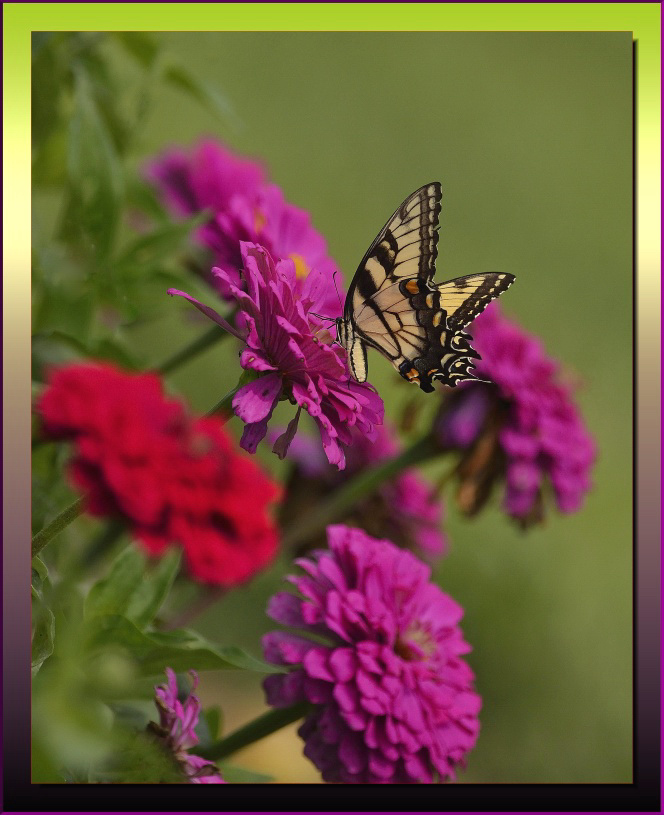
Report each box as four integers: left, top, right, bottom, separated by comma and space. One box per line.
163, 62, 240, 129
32, 555, 50, 590
125, 178, 169, 223
32, 560, 55, 676
113, 32, 160, 68
203, 706, 222, 742
32, 128, 69, 187
90, 336, 141, 370
113, 212, 210, 274
31, 32, 69, 153
125, 549, 182, 629
32, 243, 96, 343
84, 614, 277, 675
32, 329, 140, 373
85, 546, 147, 620
195, 704, 223, 748
217, 763, 274, 783
64, 65, 123, 260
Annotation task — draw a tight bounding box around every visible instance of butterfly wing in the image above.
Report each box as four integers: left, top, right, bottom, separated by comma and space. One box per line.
437, 273, 515, 330
343, 183, 515, 391
342, 183, 441, 384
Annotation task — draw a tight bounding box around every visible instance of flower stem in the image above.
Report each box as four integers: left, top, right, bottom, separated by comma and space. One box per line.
32, 496, 86, 558
281, 432, 438, 551
194, 702, 310, 762
156, 324, 229, 375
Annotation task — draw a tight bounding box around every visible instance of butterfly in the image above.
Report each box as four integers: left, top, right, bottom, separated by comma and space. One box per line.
336, 182, 515, 392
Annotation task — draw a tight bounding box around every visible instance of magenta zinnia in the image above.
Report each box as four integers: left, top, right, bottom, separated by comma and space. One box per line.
147, 139, 339, 314
262, 525, 481, 783
434, 304, 596, 526
170, 242, 384, 469
150, 669, 225, 783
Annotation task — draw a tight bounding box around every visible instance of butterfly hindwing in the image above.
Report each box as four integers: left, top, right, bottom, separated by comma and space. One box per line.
438, 273, 515, 330
340, 183, 515, 391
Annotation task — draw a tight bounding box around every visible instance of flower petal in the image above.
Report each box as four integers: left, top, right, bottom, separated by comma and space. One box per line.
232, 374, 282, 424
167, 288, 245, 341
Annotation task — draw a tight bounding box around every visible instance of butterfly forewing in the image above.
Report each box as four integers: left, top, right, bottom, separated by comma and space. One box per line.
341, 182, 515, 391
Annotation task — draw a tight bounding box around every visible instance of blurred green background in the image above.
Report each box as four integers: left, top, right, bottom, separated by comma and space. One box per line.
33, 31, 633, 782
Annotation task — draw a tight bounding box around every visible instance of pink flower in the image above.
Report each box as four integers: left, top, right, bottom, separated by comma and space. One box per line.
262, 525, 481, 783
434, 304, 596, 526
151, 669, 225, 784
170, 243, 384, 470
281, 423, 447, 559
147, 139, 339, 314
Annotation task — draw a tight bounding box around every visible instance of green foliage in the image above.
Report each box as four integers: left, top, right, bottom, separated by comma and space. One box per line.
218, 763, 274, 783
84, 546, 181, 625
31, 535, 272, 781
85, 613, 275, 677
198, 704, 223, 745
31, 31, 235, 377
31, 31, 269, 784
31, 557, 55, 676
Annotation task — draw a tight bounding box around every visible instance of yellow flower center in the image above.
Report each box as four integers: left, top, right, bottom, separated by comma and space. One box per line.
254, 209, 267, 232
394, 622, 436, 662
289, 252, 310, 280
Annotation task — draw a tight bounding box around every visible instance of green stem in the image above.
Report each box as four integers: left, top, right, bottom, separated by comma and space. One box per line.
281, 432, 438, 551
32, 496, 86, 558
195, 702, 310, 762
156, 324, 229, 375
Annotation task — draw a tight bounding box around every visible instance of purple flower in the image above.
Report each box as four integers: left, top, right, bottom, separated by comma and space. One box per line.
280, 423, 447, 559
170, 243, 383, 469
147, 139, 339, 314
262, 525, 481, 783
434, 304, 596, 526
151, 668, 225, 784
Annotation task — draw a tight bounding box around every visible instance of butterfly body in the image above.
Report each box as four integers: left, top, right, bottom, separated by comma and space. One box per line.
337, 183, 515, 391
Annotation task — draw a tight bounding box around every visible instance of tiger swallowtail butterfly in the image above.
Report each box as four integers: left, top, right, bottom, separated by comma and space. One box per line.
336, 183, 515, 392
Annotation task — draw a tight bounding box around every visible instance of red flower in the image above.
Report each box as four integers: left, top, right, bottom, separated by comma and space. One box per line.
38, 362, 280, 586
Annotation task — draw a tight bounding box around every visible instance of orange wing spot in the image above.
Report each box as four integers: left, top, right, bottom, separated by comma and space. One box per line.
405, 367, 419, 381
427, 368, 438, 376
405, 280, 420, 295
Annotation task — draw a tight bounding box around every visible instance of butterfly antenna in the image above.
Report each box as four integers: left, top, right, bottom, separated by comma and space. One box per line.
309, 311, 336, 323
333, 269, 344, 313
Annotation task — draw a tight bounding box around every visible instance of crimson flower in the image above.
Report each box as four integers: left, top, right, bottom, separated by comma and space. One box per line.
38, 362, 280, 586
